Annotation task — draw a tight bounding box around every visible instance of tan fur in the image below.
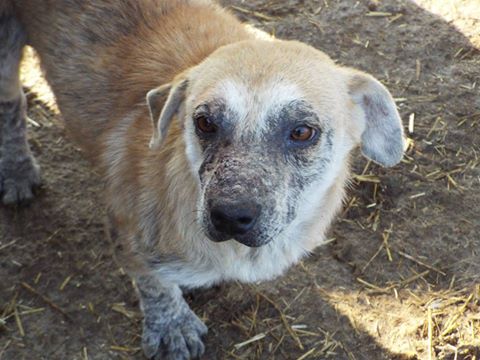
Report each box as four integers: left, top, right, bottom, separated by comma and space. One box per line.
15, 0, 250, 158
12, 0, 405, 290
13, 0, 255, 269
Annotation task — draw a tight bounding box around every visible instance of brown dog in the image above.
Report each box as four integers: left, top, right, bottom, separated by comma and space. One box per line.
1, 1, 404, 358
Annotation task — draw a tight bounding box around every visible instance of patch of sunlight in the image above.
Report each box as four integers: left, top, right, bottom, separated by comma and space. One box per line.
413, 0, 480, 45
20, 46, 58, 112
319, 285, 480, 359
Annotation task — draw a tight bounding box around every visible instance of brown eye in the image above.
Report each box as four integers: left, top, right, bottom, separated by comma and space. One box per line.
290, 125, 316, 141
195, 115, 217, 133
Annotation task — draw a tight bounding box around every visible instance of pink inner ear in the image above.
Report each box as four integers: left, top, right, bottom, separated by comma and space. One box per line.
148, 79, 189, 148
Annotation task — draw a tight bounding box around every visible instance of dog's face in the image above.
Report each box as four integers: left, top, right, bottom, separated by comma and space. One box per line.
147, 40, 404, 247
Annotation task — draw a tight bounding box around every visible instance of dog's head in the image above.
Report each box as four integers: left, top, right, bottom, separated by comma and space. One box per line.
147, 40, 404, 247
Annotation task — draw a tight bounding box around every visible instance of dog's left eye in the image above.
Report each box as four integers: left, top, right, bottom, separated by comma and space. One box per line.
195, 115, 217, 134
290, 125, 316, 142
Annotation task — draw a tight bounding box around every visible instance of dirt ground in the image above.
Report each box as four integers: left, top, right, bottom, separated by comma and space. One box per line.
1, 0, 480, 359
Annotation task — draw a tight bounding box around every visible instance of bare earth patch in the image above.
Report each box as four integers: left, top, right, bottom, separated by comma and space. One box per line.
1, 0, 479, 359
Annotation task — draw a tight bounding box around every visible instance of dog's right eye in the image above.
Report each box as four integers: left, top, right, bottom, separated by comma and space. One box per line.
195, 115, 217, 134
290, 125, 316, 142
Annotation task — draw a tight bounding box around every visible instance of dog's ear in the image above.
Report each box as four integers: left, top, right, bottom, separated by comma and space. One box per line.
346, 70, 405, 167
147, 77, 189, 148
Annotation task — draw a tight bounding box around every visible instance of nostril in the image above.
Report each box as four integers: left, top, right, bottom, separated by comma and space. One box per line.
211, 209, 226, 223
237, 216, 253, 225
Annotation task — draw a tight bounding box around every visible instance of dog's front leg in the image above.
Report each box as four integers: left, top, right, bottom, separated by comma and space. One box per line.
136, 274, 208, 360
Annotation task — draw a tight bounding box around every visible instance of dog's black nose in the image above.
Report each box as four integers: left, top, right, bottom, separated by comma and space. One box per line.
210, 203, 260, 236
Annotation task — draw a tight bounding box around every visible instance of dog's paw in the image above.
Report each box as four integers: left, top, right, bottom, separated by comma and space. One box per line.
142, 308, 208, 360
0, 154, 41, 205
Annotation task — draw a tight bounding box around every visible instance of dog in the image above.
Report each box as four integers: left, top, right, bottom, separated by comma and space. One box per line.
1, 0, 404, 358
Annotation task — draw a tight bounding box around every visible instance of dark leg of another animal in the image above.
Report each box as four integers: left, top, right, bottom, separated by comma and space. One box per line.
0, 9, 40, 205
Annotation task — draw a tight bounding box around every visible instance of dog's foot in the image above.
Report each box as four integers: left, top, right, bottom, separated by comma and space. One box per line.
142, 306, 207, 360
0, 153, 41, 205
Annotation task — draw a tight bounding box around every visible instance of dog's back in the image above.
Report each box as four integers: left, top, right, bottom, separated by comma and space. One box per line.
12, 0, 250, 158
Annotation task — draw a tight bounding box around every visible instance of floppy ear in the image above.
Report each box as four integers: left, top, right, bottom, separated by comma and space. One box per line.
146, 77, 189, 148
347, 70, 405, 167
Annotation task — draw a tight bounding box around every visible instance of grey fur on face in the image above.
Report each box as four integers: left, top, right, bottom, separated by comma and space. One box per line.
0, 12, 40, 205
195, 99, 333, 247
